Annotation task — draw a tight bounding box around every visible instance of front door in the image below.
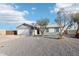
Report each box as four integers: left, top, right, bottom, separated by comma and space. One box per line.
37, 28, 40, 34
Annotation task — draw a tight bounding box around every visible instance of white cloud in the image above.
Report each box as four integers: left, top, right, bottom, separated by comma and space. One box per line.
31, 7, 36, 10
49, 6, 54, 13
56, 3, 73, 8
0, 4, 34, 25
50, 10, 54, 13
54, 3, 79, 14
23, 10, 29, 15
0, 4, 14, 10
31, 7, 37, 14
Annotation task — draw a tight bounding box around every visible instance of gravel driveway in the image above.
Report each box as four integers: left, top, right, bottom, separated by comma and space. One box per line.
0, 35, 79, 56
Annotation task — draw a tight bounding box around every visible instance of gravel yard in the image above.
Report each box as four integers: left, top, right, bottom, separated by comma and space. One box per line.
0, 35, 79, 56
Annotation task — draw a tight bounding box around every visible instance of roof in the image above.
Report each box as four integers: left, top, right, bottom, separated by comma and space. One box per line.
16, 23, 37, 29
16, 23, 32, 29
47, 24, 61, 28
16, 23, 61, 29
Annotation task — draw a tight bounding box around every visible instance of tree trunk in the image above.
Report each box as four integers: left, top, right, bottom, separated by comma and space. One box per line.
59, 24, 69, 39
58, 26, 64, 39
76, 23, 79, 38
40, 26, 46, 36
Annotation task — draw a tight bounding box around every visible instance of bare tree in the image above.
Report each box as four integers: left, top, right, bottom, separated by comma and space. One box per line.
55, 8, 74, 39
36, 18, 49, 35
71, 13, 79, 37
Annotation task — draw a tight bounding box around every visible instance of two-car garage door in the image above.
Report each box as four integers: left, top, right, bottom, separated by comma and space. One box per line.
17, 29, 30, 35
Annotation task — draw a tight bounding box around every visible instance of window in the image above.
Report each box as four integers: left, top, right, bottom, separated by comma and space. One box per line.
46, 28, 49, 32
55, 28, 59, 32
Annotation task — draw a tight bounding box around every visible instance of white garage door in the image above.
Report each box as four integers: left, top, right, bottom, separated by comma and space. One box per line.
17, 29, 29, 35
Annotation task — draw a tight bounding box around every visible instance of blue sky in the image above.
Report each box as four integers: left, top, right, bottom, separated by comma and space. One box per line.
15, 3, 56, 23
0, 3, 79, 30
0, 3, 57, 30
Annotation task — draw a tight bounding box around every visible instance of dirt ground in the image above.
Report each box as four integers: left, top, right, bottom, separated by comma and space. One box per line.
0, 35, 79, 56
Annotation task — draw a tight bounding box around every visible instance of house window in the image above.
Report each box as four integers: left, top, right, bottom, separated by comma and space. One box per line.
55, 28, 59, 32
46, 28, 49, 32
